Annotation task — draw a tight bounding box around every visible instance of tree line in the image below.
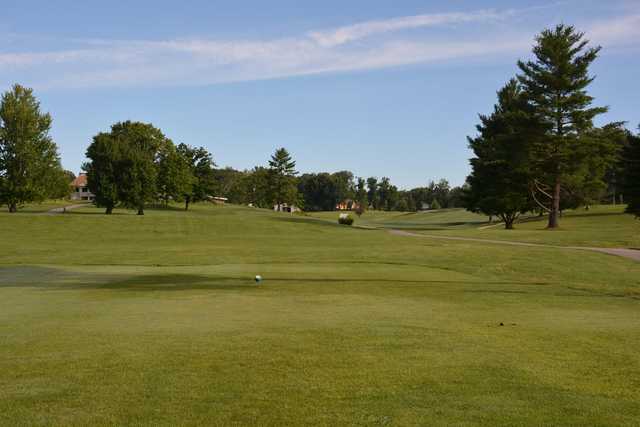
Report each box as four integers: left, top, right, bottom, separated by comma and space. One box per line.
213, 167, 464, 213
463, 24, 640, 228
0, 91, 462, 215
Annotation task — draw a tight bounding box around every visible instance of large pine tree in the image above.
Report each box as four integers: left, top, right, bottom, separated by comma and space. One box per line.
464, 79, 539, 229
518, 25, 607, 228
268, 148, 298, 210
0, 84, 65, 212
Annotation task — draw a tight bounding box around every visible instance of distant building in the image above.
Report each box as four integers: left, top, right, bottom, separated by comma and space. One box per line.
274, 203, 300, 213
208, 196, 228, 205
70, 173, 95, 201
336, 199, 361, 211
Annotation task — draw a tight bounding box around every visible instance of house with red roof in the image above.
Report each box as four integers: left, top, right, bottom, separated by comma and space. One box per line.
70, 173, 95, 201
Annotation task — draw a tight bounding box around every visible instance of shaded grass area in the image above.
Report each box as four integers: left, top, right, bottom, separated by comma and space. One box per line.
1, 204, 640, 425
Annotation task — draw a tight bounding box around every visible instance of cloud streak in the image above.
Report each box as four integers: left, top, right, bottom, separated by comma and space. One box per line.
307, 9, 512, 47
0, 7, 638, 90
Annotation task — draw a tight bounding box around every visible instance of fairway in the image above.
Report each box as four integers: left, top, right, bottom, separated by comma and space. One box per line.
1, 204, 640, 425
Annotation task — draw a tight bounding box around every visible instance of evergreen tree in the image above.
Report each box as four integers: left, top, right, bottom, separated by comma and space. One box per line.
0, 84, 65, 212
464, 79, 539, 229
268, 148, 297, 210
518, 25, 607, 228
622, 127, 640, 217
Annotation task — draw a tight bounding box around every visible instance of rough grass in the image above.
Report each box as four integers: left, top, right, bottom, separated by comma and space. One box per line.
1, 203, 640, 425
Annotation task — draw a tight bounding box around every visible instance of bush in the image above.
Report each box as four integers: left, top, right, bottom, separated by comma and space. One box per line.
338, 214, 354, 226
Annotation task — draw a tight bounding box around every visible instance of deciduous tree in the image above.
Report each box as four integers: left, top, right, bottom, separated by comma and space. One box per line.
84, 133, 123, 214
176, 144, 216, 210
0, 84, 65, 212
158, 144, 194, 207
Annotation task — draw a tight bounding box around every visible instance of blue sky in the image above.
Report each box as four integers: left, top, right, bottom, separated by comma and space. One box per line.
2, 0, 639, 188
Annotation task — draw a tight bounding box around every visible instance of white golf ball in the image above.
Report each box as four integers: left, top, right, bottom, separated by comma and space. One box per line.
255, 275, 262, 283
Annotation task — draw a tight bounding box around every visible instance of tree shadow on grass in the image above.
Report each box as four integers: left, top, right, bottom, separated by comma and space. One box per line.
271, 216, 345, 228
0, 265, 555, 294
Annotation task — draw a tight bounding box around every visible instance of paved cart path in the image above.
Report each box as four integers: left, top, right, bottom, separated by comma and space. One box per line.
388, 229, 640, 262
47, 204, 88, 214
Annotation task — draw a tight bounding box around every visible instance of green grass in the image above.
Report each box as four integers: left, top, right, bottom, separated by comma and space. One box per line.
0, 199, 82, 214
1, 203, 640, 425
308, 208, 491, 230
311, 205, 640, 248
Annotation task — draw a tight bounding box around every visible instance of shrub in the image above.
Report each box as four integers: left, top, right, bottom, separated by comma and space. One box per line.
338, 214, 354, 226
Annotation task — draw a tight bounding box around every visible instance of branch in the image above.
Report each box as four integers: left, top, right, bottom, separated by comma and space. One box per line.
533, 179, 553, 200
530, 186, 552, 213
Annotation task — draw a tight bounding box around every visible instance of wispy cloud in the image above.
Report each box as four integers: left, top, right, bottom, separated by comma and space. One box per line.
307, 9, 512, 47
0, 6, 637, 90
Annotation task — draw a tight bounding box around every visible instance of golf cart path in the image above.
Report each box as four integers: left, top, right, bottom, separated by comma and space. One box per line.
47, 204, 87, 214
388, 229, 640, 262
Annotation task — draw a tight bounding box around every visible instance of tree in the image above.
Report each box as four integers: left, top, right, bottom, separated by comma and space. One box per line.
84, 132, 124, 214
0, 84, 65, 212
366, 177, 378, 209
268, 148, 297, 210
518, 25, 607, 228
176, 144, 216, 210
464, 79, 538, 229
298, 173, 335, 211
622, 127, 640, 217
377, 177, 398, 211
115, 122, 170, 215
48, 169, 76, 200
331, 171, 355, 206
244, 166, 273, 208
85, 121, 170, 215
561, 123, 626, 210
432, 179, 452, 208
355, 177, 367, 213
157, 143, 194, 207
212, 167, 244, 205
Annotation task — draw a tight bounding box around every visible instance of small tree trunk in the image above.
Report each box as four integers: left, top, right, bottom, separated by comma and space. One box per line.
105, 206, 113, 215
137, 206, 144, 216
547, 181, 561, 229
8, 202, 17, 213
502, 214, 515, 230
185, 198, 190, 211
